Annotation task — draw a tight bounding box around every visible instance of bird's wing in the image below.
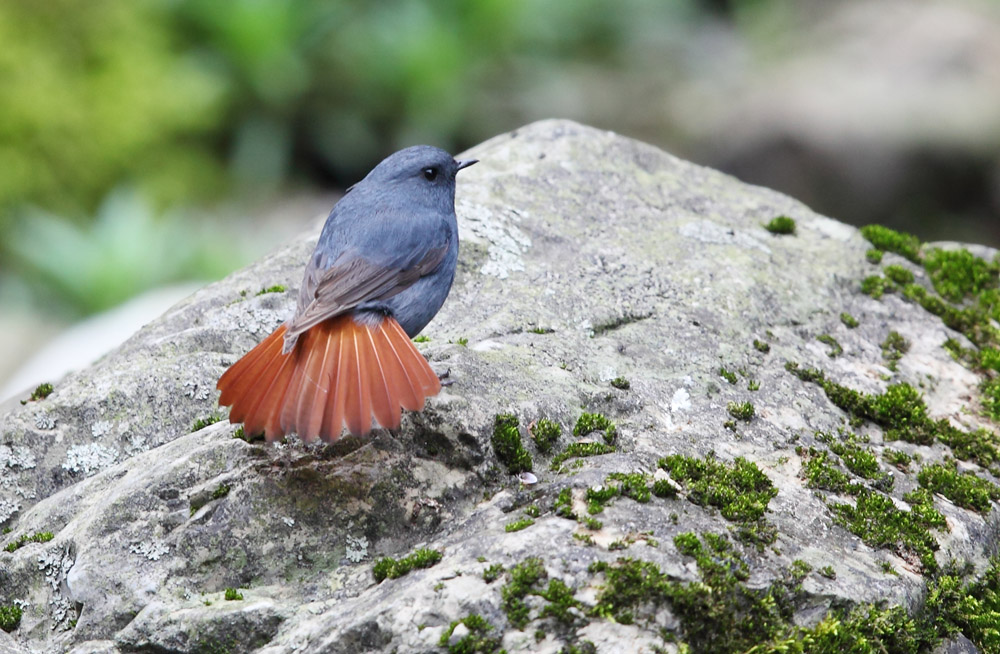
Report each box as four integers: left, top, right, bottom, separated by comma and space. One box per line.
284, 245, 448, 343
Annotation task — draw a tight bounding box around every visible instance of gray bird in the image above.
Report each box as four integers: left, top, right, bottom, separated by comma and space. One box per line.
218, 146, 477, 441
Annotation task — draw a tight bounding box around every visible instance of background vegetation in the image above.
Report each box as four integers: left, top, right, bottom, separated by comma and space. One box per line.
1, 0, 998, 319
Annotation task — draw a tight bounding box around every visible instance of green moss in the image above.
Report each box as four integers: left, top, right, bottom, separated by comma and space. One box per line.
573, 412, 617, 444
861, 275, 890, 299
884, 448, 914, 471
884, 264, 915, 285
881, 331, 910, 372
255, 285, 286, 296
592, 533, 813, 652
505, 517, 535, 532
829, 488, 944, 571
785, 364, 940, 445
764, 216, 796, 235
528, 326, 553, 334
0, 605, 22, 633
491, 414, 532, 474
917, 462, 1000, 514
29, 382, 53, 401
881, 561, 899, 576
866, 248, 885, 264
582, 516, 603, 530
719, 367, 738, 384
817, 334, 843, 358
748, 379, 761, 391
660, 455, 777, 523
549, 442, 615, 469
828, 437, 887, 485
818, 565, 836, 579
840, 312, 860, 328
727, 401, 755, 421
191, 413, 223, 432
412, 334, 430, 343
923, 248, 998, 302
583, 472, 653, 515
483, 564, 504, 583
439, 614, 501, 653
530, 418, 561, 454
659, 455, 777, 548
800, 447, 862, 495
524, 504, 541, 518
501, 557, 546, 630
3, 530, 54, 552
860, 224, 922, 263
223, 587, 243, 601
554, 487, 576, 519
372, 547, 443, 582
610, 376, 630, 390
754, 339, 771, 353
652, 479, 678, 499
211, 483, 231, 500
982, 378, 1000, 421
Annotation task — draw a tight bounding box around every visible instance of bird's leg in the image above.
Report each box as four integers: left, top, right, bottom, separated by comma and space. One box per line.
437, 368, 454, 387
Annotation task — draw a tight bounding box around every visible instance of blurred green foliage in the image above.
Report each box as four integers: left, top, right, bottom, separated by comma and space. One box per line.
7, 189, 246, 317
1, 0, 696, 317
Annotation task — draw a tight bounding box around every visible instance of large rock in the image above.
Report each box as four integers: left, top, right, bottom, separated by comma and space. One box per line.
1, 119, 998, 653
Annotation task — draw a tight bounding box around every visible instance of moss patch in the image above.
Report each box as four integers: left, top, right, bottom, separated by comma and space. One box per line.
550, 442, 616, 470
917, 462, 1000, 514
726, 401, 755, 421
491, 413, 533, 474
829, 488, 944, 571
573, 412, 617, 445
764, 216, 796, 235
659, 454, 777, 547
881, 331, 910, 372
505, 517, 535, 533
24, 382, 53, 403
372, 547, 442, 582
224, 587, 243, 601
439, 614, 502, 653
800, 447, 862, 495
255, 285, 286, 296
817, 334, 843, 358
4, 530, 54, 552
860, 224, 922, 263
530, 418, 561, 454
786, 362, 1000, 468
840, 312, 860, 328
0, 604, 22, 633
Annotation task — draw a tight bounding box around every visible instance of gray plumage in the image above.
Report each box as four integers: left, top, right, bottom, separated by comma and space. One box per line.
283, 145, 476, 353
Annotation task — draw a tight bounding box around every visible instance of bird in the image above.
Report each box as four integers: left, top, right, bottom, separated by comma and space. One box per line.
217, 146, 477, 442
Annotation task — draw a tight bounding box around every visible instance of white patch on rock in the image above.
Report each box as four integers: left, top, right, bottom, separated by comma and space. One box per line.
91, 420, 113, 439
457, 201, 532, 278
0, 444, 37, 470
345, 535, 368, 563
670, 388, 692, 412
34, 413, 57, 430
62, 443, 118, 476
0, 497, 20, 523
679, 219, 772, 254
129, 540, 169, 561
37, 544, 74, 591
281, 516, 295, 527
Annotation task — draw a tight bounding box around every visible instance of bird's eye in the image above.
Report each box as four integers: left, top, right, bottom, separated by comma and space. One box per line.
422, 167, 439, 181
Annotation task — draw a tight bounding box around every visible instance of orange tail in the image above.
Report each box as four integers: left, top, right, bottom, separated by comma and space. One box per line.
217, 315, 441, 442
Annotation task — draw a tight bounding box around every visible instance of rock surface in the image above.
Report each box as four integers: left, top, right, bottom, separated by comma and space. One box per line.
1, 119, 999, 653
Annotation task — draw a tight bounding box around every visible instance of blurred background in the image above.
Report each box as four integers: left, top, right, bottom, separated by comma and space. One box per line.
2, 0, 1000, 397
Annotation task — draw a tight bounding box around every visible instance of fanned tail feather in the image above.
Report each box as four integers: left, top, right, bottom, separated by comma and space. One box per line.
216, 315, 441, 442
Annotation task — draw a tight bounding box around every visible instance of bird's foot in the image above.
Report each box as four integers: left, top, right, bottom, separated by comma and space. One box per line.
437, 368, 454, 387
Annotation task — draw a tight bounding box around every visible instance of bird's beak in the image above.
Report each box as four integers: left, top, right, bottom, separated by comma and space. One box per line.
456, 159, 478, 171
